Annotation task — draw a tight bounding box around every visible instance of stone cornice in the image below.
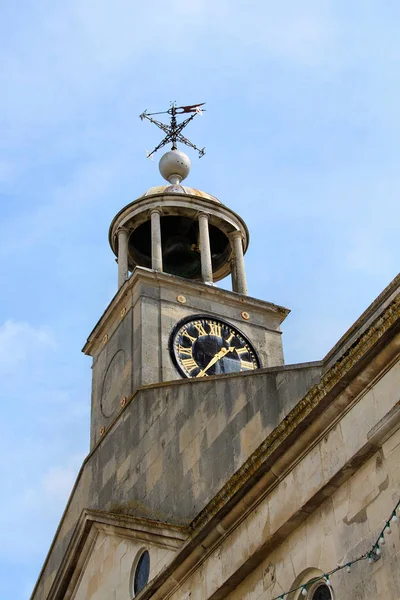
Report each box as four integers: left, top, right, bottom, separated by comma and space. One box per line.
82, 267, 290, 356
108, 193, 250, 255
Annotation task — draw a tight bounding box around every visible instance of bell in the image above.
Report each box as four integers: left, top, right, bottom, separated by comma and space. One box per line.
163, 234, 201, 279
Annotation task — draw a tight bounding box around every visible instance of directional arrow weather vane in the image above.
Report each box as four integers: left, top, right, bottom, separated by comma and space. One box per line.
139, 102, 206, 159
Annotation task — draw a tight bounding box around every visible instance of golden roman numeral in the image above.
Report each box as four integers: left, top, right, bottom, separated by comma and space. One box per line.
177, 344, 193, 356
226, 331, 235, 344
182, 357, 198, 372
236, 347, 248, 356
182, 330, 196, 343
194, 323, 207, 336
208, 322, 222, 337
240, 360, 255, 370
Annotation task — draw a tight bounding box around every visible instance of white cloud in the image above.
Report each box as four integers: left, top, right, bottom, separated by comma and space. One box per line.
0, 454, 85, 565
42, 454, 85, 504
284, 313, 350, 364
0, 0, 335, 136
0, 160, 17, 184
0, 157, 123, 259
0, 320, 56, 372
345, 234, 394, 277
226, 2, 336, 66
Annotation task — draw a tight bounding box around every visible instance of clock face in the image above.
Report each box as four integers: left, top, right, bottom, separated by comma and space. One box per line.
170, 315, 260, 378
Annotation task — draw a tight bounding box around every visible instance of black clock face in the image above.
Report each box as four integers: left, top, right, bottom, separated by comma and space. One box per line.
170, 315, 260, 378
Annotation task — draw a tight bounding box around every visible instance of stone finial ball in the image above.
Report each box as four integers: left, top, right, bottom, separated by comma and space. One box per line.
159, 150, 191, 184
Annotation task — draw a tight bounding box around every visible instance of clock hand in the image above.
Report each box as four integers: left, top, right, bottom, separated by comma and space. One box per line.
196, 346, 235, 378
196, 348, 226, 377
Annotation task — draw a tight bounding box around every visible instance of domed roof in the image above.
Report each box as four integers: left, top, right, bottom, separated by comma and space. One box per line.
140, 184, 220, 203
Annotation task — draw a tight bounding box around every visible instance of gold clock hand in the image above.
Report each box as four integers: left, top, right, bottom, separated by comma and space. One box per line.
196, 348, 226, 378
196, 346, 235, 378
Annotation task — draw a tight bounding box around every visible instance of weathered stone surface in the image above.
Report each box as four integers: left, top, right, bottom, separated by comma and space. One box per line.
84, 268, 290, 449
31, 276, 400, 600
31, 362, 320, 600
162, 358, 400, 600
73, 528, 178, 600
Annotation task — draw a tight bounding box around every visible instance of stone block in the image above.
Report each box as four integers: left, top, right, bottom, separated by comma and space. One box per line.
373, 359, 400, 421
182, 430, 203, 476
305, 511, 324, 567
102, 456, 117, 487
332, 481, 350, 524
339, 388, 377, 461
238, 411, 263, 463
320, 424, 346, 482
382, 426, 400, 458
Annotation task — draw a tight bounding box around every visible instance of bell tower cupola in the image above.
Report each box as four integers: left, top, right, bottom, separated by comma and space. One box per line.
109, 104, 249, 294
83, 103, 289, 448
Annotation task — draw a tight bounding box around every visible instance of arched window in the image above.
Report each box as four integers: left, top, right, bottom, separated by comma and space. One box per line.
310, 583, 333, 600
288, 568, 335, 600
130, 549, 150, 596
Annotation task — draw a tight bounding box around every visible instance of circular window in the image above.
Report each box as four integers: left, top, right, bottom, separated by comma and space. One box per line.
133, 550, 150, 596
310, 584, 333, 600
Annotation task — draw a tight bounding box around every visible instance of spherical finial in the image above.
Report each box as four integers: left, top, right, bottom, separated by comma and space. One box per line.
159, 149, 191, 184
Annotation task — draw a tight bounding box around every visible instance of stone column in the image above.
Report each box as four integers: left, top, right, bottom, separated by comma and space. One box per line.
150, 209, 163, 272
198, 212, 213, 284
230, 231, 248, 295
117, 228, 129, 289
230, 257, 238, 292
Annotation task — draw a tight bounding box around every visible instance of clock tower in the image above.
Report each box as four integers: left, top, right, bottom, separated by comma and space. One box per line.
31, 103, 400, 600
83, 105, 289, 449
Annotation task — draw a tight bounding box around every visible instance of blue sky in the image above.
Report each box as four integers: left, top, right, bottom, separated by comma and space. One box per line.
1, 1, 399, 598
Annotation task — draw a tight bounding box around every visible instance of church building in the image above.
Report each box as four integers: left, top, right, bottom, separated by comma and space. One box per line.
31, 105, 400, 600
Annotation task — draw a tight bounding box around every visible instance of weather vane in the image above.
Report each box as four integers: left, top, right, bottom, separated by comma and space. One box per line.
139, 102, 206, 159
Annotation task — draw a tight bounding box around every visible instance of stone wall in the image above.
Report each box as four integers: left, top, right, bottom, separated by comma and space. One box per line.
73, 529, 178, 600
85, 268, 289, 448
228, 428, 400, 600
165, 359, 400, 600
32, 362, 321, 600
